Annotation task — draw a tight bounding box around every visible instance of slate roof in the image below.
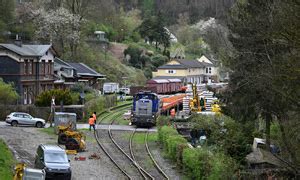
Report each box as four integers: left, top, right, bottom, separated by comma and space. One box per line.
157, 59, 212, 69
0, 43, 52, 57
68, 63, 105, 77
54, 58, 75, 69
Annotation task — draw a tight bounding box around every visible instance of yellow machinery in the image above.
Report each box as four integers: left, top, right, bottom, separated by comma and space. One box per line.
14, 163, 45, 180
189, 83, 205, 113
57, 124, 86, 152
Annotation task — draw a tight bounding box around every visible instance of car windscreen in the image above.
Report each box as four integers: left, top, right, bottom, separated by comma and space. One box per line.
45, 152, 68, 163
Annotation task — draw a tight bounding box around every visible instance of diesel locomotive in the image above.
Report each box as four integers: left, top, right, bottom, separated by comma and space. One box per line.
131, 91, 160, 127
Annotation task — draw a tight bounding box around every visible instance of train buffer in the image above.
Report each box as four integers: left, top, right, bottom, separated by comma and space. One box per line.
161, 94, 186, 111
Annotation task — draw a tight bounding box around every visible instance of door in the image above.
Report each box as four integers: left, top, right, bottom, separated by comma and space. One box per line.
22, 114, 34, 125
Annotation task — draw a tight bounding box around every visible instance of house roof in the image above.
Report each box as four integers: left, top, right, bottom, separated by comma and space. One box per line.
157, 59, 213, 69
68, 63, 105, 77
0, 43, 52, 57
54, 58, 75, 69
176, 59, 205, 68
158, 64, 187, 69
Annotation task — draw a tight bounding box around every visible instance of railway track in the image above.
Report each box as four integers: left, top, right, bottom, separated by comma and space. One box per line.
130, 129, 169, 180
94, 105, 148, 179
94, 104, 169, 179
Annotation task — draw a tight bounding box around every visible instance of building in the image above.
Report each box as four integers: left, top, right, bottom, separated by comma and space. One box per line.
152, 55, 218, 84
54, 58, 106, 89
0, 42, 56, 104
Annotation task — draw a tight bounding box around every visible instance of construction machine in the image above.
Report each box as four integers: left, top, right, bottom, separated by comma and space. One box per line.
14, 163, 45, 180
189, 84, 205, 113
57, 123, 86, 152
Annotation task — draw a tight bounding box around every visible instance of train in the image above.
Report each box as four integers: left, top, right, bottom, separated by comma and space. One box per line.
130, 78, 184, 95
131, 91, 161, 127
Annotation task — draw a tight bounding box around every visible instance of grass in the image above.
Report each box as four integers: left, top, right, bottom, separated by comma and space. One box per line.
39, 127, 56, 136
0, 139, 15, 180
123, 132, 158, 144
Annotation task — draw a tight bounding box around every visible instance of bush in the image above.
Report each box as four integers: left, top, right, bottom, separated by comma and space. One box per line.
156, 116, 171, 128
158, 126, 178, 145
190, 114, 252, 164
0, 78, 19, 104
35, 89, 72, 107
166, 135, 187, 162
182, 148, 237, 179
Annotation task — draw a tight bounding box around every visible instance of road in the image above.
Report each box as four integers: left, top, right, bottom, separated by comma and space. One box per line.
0, 121, 157, 132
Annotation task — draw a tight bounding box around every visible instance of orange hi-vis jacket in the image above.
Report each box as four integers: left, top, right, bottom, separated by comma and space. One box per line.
93, 113, 97, 121
89, 117, 95, 125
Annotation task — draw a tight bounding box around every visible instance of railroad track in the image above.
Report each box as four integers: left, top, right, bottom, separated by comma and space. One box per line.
130, 129, 169, 180
94, 105, 148, 179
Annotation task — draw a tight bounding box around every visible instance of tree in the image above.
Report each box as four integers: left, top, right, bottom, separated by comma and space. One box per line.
34, 7, 82, 57
138, 13, 170, 53
224, 0, 300, 169
0, 79, 19, 104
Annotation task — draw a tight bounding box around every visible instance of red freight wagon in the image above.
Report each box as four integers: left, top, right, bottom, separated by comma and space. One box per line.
167, 79, 182, 93
146, 79, 170, 94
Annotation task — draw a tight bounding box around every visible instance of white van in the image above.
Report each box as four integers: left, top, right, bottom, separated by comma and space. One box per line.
103, 82, 119, 94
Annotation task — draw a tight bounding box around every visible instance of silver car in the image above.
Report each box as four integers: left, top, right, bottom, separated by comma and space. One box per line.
5, 112, 46, 128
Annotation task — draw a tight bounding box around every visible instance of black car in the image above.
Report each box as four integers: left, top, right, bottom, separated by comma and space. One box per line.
34, 144, 71, 180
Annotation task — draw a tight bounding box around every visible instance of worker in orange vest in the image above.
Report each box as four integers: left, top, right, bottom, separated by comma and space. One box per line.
89, 115, 95, 131
93, 112, 97, 124
170, 108, 176, 119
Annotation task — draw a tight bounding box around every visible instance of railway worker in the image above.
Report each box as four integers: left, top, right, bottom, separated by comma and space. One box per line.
89, 115, 96, 131
93, 112, 97, 124
170, 108, 176, 119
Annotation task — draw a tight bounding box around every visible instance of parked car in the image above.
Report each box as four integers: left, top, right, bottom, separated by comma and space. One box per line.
34, 144, 71, 180
5, 112, 46, 128
119, 87, 130, 95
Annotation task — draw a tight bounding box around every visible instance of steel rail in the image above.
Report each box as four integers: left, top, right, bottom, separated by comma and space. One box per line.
108, 118, 149, 179
145, 131, 169, 180
94, 130, 132, 180
129, 129, 155, 180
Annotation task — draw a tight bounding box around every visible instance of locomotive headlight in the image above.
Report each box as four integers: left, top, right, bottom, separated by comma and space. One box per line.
152, 115, 154, 118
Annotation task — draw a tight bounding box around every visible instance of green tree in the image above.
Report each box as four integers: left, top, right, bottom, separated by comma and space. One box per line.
35, 89, 72, 107
0, 79, 18, 104
224, 0, 300, 168
138, 13, 170, 53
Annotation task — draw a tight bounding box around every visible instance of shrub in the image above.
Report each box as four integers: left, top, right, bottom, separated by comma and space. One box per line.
156, 115, 170, 128
0, 78, 19, 104
158, 126, 178, 145
182, 148, 238, 179
35, 89, 72, 107
166, 135, 187, 162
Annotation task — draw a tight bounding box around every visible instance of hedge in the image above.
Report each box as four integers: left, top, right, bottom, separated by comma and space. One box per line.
158, 125, 237, 179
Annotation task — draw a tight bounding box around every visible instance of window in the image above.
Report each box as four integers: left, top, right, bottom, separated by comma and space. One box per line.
28, 60, 33, 74
168, 70, 176, 74
206, 67, 212, 74
41, 60, 45, 74
24, 60, 28, 74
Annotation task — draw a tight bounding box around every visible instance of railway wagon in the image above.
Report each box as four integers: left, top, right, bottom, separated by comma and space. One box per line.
167, 79, 182, 93
131, 91, 160, 127
129, 86, 157, 96
146, 79, 170, 94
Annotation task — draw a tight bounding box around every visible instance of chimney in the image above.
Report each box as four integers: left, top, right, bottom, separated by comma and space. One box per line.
14, 34, 22, 47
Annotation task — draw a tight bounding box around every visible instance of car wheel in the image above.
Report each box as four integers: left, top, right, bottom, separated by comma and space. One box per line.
36, 122, 43, 128
11, 121, 18, 127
